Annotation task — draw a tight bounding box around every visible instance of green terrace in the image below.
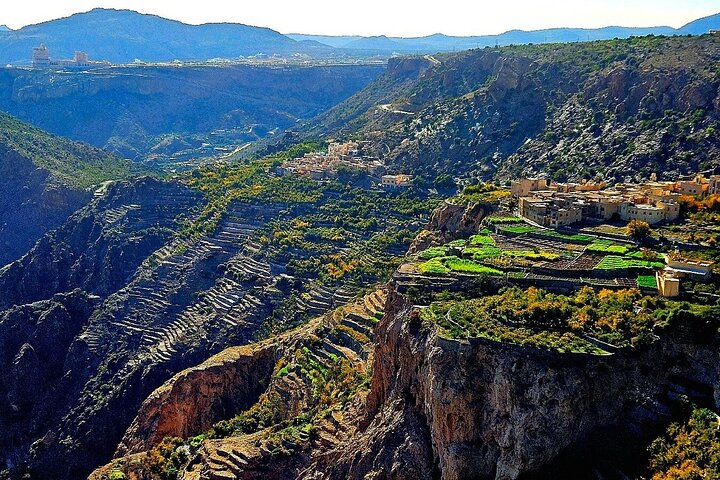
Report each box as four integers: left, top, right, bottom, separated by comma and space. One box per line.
412, 221, 666, 291
420, 286, 718, 354
178, 154, 440, 291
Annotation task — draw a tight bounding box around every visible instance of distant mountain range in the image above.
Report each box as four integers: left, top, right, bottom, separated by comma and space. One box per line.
0, 25, 10, 32
289, 12, 720, 53
0, 9, 719, 65
0, 8, 332, 65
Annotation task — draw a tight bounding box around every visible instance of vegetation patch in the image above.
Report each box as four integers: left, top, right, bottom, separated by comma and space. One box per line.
418, 257, 450, 275
444, 257, 503, 275
463, 246, 503, 260
486, 216, 524, 224
420, 246, 448, 259
647, 408, 720, 480
587, 242, 632, 255
421, 286, 717, 349
500, 225, 538, 235
469, 234, 496, 246
637, 275, 658, 289
501, 250, 560, 261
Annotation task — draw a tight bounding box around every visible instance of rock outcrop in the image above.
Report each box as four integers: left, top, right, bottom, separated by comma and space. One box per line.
302, 290, 720, 480
410, 200, 492, 254
117, 341, 279, 456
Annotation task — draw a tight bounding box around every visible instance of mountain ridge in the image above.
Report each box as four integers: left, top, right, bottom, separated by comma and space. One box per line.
288, 12, 720, 53
0, 111, 133, 266
296, 34, 720, 183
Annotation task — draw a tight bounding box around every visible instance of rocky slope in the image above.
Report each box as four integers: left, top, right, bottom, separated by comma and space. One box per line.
304, 34, 720, 183
0, 112, 132, 266
90, 290, 387, 480
0, 154, 429, 479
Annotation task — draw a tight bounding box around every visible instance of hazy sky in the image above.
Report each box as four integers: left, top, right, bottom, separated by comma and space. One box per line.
2, 0, 719, 36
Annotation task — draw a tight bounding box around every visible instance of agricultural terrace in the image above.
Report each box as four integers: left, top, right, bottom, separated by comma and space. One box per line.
421, 286, 718, 353
179, 147, 440, 290
414, 216, 666, 291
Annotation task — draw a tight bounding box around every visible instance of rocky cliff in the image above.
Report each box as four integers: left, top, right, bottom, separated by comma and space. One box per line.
116, 341, 279, 456
329, 293, 719, 480
0, 145, 89, 266
0, 112, 133, 267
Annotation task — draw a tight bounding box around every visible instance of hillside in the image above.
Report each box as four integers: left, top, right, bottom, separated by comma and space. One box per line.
303, 34, 720, 183
679, 12, 720, 35
0, 8, 331, 65
0, 112, 134, 266
0, 112, 133, 188
0, 64, 383, 165
0, 148, 438, 479
88, 199, 720, 480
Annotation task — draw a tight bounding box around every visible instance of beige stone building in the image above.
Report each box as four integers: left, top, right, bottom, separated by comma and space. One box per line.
511, 178, 549, 197
519, 197, 582, 228
656, 270, 681, 298
381, 174, 414, 188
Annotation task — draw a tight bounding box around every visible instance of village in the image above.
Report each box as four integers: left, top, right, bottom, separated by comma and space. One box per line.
513, 173, 720, 227
276, 140, 415, 189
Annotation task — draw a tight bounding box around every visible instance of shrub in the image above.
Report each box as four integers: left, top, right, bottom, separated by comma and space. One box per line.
647, 408, 720, 480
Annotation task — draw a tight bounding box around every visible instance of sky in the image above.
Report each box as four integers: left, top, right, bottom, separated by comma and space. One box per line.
2, 0, 720, 37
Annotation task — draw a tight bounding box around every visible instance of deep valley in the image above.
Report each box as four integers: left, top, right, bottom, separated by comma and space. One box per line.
1, 10, 720, 480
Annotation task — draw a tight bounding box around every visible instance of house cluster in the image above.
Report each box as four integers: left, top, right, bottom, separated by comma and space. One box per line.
514, 173, 720, 228
277, 141, 385, 180
277, 141, 414, 188
657, 254, 715, 297
31, 44, 109, 69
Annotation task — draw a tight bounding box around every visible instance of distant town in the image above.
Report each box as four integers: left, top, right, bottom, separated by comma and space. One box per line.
23, 44, 384, 70
31, 44, 110, 69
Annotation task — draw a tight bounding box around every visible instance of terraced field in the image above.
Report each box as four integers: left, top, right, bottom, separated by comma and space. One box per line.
411, 220, 666, 294
94, 290, 388, 479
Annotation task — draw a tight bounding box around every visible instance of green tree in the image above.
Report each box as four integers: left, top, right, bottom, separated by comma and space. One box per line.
627, 219, 652, 241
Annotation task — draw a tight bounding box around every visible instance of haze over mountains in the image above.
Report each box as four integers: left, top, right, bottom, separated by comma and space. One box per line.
1, 8, 720, 65
290, 12, 720, 53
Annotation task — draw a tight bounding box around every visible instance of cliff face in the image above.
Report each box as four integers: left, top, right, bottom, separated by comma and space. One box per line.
0, 144, 90, 266
117, 341, 279, 456
308, 292, 720, 480
0, 177, 201, 309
